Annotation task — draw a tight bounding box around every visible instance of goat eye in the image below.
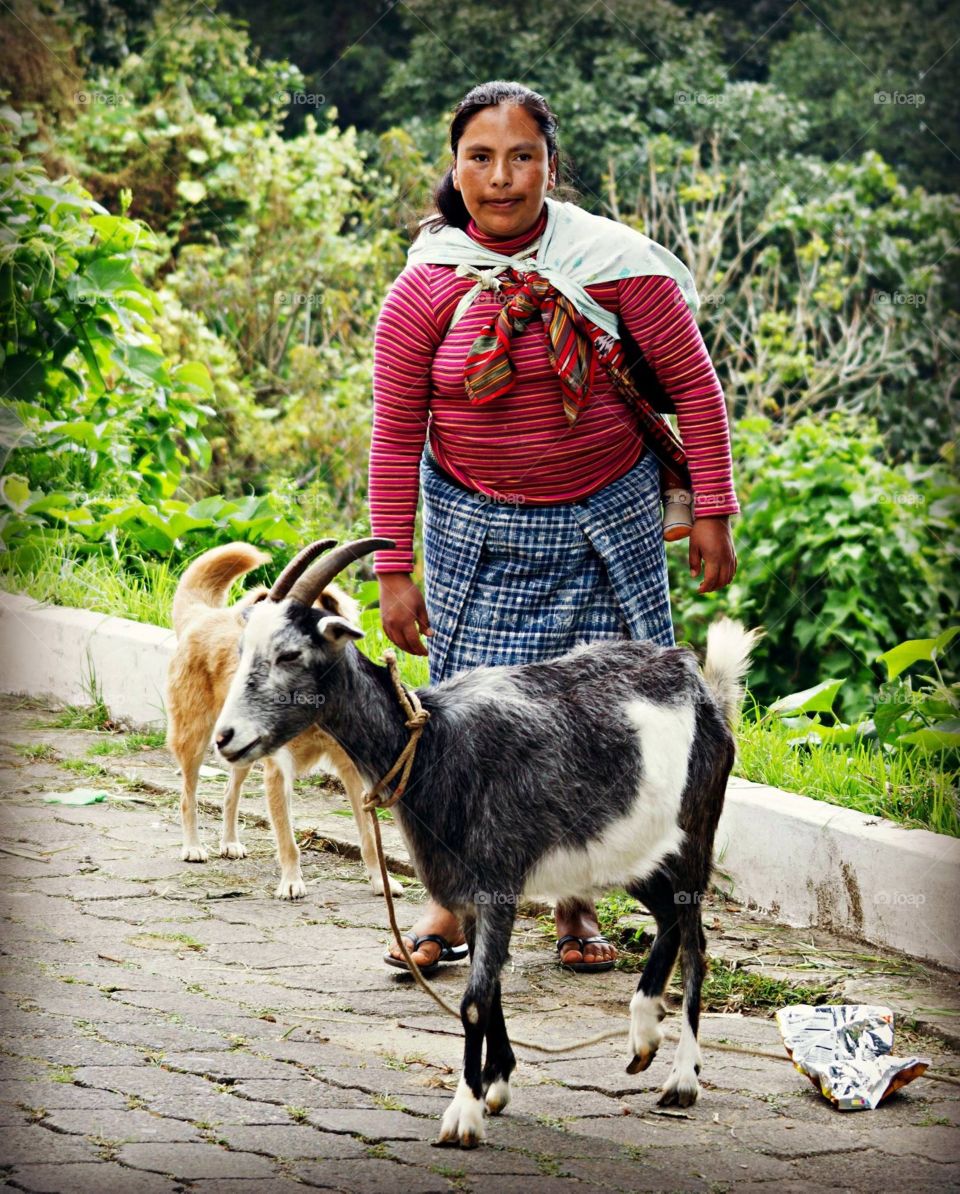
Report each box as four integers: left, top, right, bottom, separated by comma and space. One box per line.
276, 651, 300, 665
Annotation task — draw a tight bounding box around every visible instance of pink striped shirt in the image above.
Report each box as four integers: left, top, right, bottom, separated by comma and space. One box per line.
370, 205, 738, 572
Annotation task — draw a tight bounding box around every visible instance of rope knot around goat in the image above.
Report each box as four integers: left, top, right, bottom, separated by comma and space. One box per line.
361, 651, 430, 813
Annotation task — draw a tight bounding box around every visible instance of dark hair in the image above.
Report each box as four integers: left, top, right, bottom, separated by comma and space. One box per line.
418, 80, 578, 234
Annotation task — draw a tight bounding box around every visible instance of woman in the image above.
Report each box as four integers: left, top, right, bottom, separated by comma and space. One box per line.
369, 81, 738, 975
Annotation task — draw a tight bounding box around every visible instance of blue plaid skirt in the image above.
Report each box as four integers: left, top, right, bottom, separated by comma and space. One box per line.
421, 447, 674, 684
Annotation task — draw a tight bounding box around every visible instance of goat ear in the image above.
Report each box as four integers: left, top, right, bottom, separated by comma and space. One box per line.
317, 615, 364, 646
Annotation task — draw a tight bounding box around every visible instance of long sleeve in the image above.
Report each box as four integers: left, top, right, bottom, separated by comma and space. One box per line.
369, 266, 442, 573
617, 275, 739, 517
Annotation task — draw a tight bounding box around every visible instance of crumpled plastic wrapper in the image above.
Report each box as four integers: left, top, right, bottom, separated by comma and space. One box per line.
775, 1004, 929, 1110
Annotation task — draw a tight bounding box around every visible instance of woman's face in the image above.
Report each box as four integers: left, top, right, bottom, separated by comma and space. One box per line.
452, 102, 556, 239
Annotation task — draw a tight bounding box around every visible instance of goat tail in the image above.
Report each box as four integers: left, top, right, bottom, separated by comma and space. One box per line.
703, 618, 763, 726
171, 543, 271, 636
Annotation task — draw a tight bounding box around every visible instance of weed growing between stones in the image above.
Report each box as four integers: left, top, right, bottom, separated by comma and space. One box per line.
701, 958, 836, 1013
14, 743, 58, 761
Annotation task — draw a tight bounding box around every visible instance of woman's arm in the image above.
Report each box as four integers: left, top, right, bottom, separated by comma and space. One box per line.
370, 265, 442, 651
370, 264, 441, 573
616, 274, 738, 592
617, 274, 739, 517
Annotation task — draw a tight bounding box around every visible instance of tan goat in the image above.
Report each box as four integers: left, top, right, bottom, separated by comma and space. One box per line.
166, 542, 403, 899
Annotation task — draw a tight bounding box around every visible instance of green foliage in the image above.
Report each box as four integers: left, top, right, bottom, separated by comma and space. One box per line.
118, 0, 303, 127
0, 111, 199, 523
0, 107, 305, 566
774, 628, 959, 755
739, 715, 958, 839
673, 414, 958, 710
53, 0, 303, 237
744, 628, 959, 836
767, 0, 960, 198
612, 134, 959, 459
69, 0, 156, 70
134, 105, 409, 524
702, 958, 835, 1013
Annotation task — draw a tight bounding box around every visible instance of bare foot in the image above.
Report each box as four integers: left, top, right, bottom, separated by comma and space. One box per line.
387, 899, 465, 968
556, 898, 618, 968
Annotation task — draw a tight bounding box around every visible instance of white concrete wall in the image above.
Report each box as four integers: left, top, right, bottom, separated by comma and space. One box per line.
0, 591, 173, 727
717, 776, 960, 971
1, 590, 957, 969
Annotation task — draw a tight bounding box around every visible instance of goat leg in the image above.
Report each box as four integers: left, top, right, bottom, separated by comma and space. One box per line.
437, 903, 515, 1148
263, 751, 306, 899
658, 904, 706, 1107
481, 978, 514, 1115
626, 869, 682, 1074
219, 764, 252, 858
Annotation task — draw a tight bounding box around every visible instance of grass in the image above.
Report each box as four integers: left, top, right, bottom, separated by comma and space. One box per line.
0, 537, 178, 627
737, 713, 959, 838
701, 957, 836, 1014
595, 890, 653, 960
39, 695, 114, 731
331, 806, 392, 821
371, 1092, 406, 1111
59, 757, 110, 779
14, 743, 58, 761
86, 731, 166, 756
356, 605, 430, 688
125, 932, 205, 953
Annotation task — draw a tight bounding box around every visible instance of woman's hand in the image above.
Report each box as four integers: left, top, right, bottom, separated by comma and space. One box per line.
689, 516, 737, 594
378, 573, 434, 656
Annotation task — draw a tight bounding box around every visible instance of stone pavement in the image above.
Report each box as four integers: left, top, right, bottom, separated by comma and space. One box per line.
0, 695, 958, 1193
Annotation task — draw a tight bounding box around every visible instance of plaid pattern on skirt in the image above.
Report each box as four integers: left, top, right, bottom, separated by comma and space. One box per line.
421, 446, 674, 684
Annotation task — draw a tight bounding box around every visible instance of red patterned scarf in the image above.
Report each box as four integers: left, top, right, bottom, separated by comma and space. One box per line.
462, 266, 689, 478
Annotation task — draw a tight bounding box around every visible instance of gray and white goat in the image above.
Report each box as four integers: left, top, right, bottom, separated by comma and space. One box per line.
215, 538, 759, 1148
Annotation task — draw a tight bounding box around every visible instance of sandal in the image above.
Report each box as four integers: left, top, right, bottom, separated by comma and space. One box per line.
383, 933, 469, 977
556, 933, 616, 973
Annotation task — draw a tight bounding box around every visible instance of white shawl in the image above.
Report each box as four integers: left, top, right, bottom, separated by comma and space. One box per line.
404, 195, 699, 338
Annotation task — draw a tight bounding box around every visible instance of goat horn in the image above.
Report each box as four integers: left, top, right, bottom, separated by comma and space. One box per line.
286, 538, 396, 607
269, 539, 338, 602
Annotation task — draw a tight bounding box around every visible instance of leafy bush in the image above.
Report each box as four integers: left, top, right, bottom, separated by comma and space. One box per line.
612, 134, 959, 460
0, 105, 300, 564
156, 111, 407, 521
738, 628, 959, 837
771, 628, 959, 756
115, 0, 302, 127
51, 0, 302, 234
671, 413, 958, 710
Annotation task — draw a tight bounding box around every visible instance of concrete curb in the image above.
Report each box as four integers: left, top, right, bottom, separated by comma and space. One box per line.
1, 590, 957, 970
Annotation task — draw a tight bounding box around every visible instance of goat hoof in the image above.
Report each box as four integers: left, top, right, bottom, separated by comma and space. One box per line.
437, 1080, 487, 1148
181, 845, 208, 863
219, 841, 247, 860
275, 876, 306, 900
484, 1079, 511, 1115
371, 873, 404, 897
626, 1048, 657, 1075
657, 1080, 700, 1108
